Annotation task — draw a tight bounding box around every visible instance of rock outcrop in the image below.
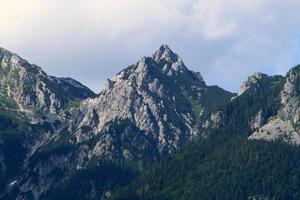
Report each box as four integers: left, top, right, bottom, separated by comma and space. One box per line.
236, 72, 269, 97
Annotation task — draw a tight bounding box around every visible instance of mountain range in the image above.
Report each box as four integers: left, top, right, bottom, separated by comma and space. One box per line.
1, 45, 300, 199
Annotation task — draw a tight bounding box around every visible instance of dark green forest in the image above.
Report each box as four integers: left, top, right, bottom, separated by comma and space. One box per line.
113, 136, 300, 200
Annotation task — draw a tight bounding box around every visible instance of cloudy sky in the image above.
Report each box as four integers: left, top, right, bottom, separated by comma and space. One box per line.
1, 0, 300, 92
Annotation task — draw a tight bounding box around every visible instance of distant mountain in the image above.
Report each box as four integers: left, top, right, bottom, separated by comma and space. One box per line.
1, 45, 300, 200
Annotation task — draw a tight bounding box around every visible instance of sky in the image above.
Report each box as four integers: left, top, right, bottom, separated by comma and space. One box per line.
1, 0, 300, 93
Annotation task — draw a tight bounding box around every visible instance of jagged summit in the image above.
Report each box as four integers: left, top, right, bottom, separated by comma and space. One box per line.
153, 45, 203, 81
74, 44, 233, 158
111, 44, 203, 87
153, 44, 179, 62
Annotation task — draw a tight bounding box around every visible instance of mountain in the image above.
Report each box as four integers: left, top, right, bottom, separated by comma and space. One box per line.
1, 44, 300, 200
0, 45, 233, 200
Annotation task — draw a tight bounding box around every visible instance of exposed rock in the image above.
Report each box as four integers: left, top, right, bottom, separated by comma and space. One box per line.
236, 72, 268, 97
153, 44, 178, 62
249, 118, 300, 145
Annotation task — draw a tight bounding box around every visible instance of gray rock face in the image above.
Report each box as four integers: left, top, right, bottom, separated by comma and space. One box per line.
74, 45, 233, 156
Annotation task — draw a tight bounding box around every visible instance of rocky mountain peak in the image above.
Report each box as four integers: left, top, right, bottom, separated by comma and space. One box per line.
153, 44, 179, 62
0, 47, 95, 118
237, 72, 269, 96
108, 45, 203, 90
153, 45, 192, 79
75, 45, 233, 159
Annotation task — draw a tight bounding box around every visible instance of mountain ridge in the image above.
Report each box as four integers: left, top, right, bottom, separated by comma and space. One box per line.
1, 45, 300, 199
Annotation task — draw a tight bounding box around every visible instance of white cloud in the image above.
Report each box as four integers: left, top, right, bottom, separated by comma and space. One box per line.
1, 0, 300, 92
0, 0, 185, 48
0, 0, 269, 46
